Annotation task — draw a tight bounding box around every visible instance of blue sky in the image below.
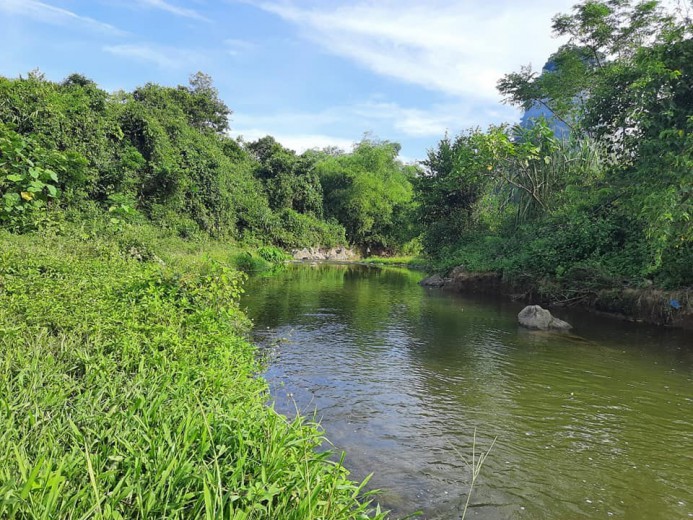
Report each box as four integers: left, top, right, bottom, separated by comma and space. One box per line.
0, 0, 576, 161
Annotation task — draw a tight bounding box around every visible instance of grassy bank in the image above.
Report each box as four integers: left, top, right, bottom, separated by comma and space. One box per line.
360, 256, 429, 269
0, 225, 384, 519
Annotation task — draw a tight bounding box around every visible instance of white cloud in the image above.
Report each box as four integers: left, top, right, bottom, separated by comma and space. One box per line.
228, 0, 575, 158
225, 38, 257, 56
103, 43, 204, 69
136, 0, 209, 21
351, 101, 458, 137
229, 98, 516, 156
354, 99, 517, 137
231, 108, 341, 132
253, 0, 575, 100
232, 128, 355, 153
0, 0, 124, 34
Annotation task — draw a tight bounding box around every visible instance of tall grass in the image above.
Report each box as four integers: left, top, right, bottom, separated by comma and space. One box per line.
0, 227, 385, 519
451, 430, 497, 520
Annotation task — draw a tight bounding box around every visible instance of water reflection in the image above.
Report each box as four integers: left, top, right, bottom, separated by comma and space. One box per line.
242, 264, 693, 520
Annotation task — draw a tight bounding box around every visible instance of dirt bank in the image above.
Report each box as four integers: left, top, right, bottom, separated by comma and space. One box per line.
420, 267, 692, 329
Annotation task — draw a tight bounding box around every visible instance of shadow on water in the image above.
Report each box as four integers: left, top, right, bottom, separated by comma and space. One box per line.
242, 264, 693, 520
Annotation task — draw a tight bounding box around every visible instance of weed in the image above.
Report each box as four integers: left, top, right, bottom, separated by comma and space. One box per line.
0, 227, 386, 519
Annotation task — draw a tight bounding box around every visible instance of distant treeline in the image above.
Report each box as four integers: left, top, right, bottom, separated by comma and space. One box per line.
1, 0, 691, 290
0, 71, 418, 253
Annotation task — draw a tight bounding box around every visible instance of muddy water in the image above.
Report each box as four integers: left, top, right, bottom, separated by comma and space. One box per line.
242, 264, 693, 519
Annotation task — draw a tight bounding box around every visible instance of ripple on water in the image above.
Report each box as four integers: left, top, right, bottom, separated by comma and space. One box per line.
242, 265, 693, 520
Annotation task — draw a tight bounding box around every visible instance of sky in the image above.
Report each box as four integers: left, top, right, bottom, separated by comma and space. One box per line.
0, 0, 577, 161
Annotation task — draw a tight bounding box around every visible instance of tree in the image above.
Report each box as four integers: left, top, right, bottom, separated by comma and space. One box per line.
247, 136, 324, 216
170, 72, 231, 134
415, 128, 500, 252
497, 0, 692, 284
315, 138, 416, 251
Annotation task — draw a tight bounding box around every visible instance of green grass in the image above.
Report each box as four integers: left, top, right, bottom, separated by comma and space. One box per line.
360, 256, 429, 269
0, 225, 385, 519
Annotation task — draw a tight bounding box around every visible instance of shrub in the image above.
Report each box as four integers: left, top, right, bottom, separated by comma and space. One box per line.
0, 231, 386, 519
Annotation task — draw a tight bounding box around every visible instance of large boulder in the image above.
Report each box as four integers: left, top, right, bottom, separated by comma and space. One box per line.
291, 246, 356, 261
325, 247, 355, 261
518, 305, 572, 331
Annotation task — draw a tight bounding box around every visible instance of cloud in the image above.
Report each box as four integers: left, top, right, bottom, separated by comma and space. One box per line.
103, 43, 205, 69
232, 128, 355, 153
230, 108, 357, 152
354, 99, 517, 137
252, 0, 574, 100
351, 102, 458, 137
135, 0, 209, 22
229, 97, 516, 156
236, 100, 509, 138
0, 0, 124, 35
225, 38, 257, 56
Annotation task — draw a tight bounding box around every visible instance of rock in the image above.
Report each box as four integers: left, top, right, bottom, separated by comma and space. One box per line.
326, 247, 353, 261
291, 246, 356, 261
448, 265, 467, 278
518, 305, 572, 331
419, 274, 448, 287
448, 270, 502, 292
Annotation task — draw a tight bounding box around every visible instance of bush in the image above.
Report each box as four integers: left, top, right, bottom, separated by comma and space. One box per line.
232, 251, 271, 272
257, 245, 290, 263
0, 123, 77, 231
0, 230, 385, 519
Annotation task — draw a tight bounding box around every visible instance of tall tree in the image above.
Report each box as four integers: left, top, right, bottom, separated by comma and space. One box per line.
316, 138, 416, 251
498, 0, 692, 283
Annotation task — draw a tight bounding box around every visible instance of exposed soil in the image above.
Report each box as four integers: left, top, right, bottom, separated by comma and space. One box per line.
420, 267, 693, 329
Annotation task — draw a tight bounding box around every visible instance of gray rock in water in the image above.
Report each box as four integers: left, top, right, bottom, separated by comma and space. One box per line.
419, 274, 447, 287
518, 305, 572, 331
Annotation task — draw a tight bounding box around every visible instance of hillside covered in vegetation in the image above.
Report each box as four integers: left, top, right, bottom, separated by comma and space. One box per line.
0, 71, 418, 254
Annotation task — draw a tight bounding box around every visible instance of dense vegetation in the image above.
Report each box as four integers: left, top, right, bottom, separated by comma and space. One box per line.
0, 72, 417, 253
0, 59, 409, 520
0, 226, 385, 518
416, 0, 692, 296
0, 0, 690, 517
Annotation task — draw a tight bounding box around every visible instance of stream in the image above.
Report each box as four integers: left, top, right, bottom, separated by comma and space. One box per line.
241, 263, 693, 519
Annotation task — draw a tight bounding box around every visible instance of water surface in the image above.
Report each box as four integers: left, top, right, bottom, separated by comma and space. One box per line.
242, 264, 693, 519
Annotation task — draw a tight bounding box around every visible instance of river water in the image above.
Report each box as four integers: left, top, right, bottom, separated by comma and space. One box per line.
241, 264, 693, 519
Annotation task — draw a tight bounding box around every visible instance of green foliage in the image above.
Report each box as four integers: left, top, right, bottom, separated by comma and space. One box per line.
0, 229, 386, 519
0, 72, 346, 248
415, 128, 497, 252
176, 71, 232, 134
257, 245, 291, 264
419, 0, 692, 290
247, 136, 325, 216
0, 123, 78, 230
273, 208, 346, 249
315, 138, 418, 252
232, 251, 272, 273
0, 72, 425, 253
494, 0, 692, 286
0, 71, 116, 200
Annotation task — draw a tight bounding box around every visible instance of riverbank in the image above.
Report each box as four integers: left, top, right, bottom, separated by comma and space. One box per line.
360, 255, 429, 269
0, 225, 385, 519
420, 267, 693, 329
